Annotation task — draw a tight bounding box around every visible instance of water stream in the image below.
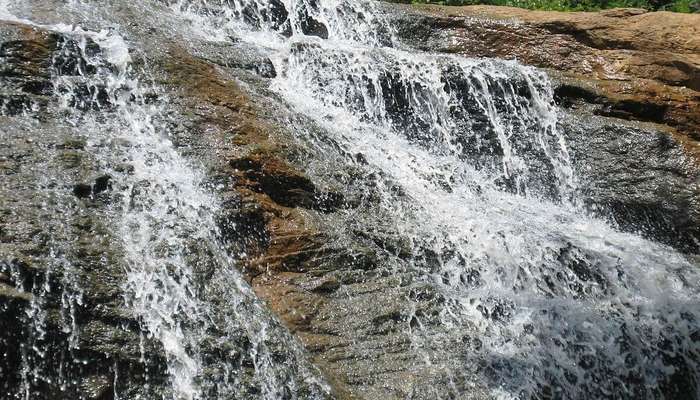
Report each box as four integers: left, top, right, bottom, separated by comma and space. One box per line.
169, 0, 700, 398
1, 0, 698, 399
1, 1, 329, 399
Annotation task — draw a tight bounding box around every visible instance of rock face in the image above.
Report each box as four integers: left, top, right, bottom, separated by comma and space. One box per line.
0, 12, 332, 399
0, 21, 168, 399
389, 6, 699, 84
385, 5, 700, 134
383, 3, 700, 252
2, 1, 700, 400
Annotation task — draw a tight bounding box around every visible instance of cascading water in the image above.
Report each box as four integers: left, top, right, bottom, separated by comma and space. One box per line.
277, 41, 575, 200
1, 1, 329, 399
1, 0, 698, 399
167, 0, 699, 399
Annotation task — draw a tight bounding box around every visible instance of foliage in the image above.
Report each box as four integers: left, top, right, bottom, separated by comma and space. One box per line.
390, 0, 699, 12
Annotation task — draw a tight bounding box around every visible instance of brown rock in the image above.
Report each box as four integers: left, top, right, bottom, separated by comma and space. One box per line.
387, 4, 700, 144
0, 21, 57, 77
160, 45, 357, 395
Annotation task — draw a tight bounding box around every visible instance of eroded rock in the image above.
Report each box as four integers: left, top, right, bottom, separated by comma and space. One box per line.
383, 4, 700, 136
382, 3, 700, 252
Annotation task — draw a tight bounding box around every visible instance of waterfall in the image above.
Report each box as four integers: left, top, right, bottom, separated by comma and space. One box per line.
2, 0, 698, 399
169, 0, 700, 399
0, 2, 329, 399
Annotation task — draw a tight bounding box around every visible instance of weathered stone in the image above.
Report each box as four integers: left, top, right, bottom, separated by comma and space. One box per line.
382, 3, 700, 252
4, 2, 700, 399
382, 3, 700, 139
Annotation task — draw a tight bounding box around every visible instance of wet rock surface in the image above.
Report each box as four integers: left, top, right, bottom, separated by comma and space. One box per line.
155, 42, 429, 399
561, 115, 700, 252
2, 1, 700, 400
382, 2, 700, 252
0, 22, 167, 399
0, 11, 330, 399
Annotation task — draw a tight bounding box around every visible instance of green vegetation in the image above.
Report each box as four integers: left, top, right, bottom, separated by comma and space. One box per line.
391, 0, 699, 12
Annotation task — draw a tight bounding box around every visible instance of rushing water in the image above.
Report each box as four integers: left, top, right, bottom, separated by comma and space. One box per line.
169, 0, 700, 398
1, 1, 328, 399
1, 0, 699, 399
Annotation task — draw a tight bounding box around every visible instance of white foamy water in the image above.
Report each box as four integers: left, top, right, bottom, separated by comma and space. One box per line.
3, 0, 699, 398
168, 0, 700, 398
46, 24, 207, 399
1, 1, 329, 399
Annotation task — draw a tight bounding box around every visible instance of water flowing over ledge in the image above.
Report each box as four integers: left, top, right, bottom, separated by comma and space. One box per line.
1, 0, 699, 399
1, 2, 330, 398
168, 0, 700, 398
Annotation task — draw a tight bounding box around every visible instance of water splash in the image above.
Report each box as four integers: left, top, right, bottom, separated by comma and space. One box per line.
169, 0, 392, 45
1, 3, 330, 399
49, 23, 330, 400
276, 39, 576, 200
170, 0, 700, 398
3, 0, 699, 398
